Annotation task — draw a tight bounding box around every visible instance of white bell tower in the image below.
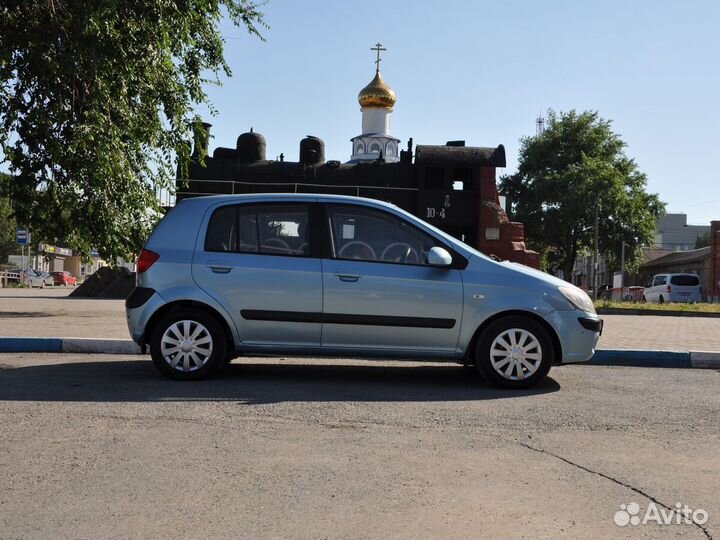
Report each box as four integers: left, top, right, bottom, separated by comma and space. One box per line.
350, 43, 400, 163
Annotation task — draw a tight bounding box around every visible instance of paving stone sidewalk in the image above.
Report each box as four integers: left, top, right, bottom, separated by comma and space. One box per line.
1, 288, 720, 352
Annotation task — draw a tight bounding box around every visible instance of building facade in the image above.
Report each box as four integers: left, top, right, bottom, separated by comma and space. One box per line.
654, 213, 709, 251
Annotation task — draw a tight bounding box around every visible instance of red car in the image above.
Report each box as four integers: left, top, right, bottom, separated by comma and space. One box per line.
52, 271, 77, 286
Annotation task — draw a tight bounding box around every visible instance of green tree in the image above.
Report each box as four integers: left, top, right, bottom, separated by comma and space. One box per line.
695, 231, 711, 249
0, 174, 18, 264
500, 110, 665, 280
0, 1, 266, 261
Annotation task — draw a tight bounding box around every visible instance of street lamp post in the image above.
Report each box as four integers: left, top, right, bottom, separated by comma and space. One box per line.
593, 204, 599, 300
620, 240, 625, 292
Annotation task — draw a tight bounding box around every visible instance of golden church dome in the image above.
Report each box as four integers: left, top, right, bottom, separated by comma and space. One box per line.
358, 70, 396, 109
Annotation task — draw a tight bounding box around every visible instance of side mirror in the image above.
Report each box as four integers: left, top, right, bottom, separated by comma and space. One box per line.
427, 246, 453, 267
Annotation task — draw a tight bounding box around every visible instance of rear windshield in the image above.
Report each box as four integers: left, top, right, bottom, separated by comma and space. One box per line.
670, 275, 699, 286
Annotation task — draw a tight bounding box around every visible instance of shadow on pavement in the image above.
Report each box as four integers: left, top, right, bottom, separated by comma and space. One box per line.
0, 359, 560, 404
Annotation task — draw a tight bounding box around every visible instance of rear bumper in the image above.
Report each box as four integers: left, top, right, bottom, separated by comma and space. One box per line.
668, 294, 702, 303
126, 289, 165, 345
125, 287, 156, 309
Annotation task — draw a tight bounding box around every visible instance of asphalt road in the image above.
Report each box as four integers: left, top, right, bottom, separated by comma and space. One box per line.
0, 353, 718, 539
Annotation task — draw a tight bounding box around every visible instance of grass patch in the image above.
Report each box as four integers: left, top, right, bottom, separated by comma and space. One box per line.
595, 300, 720, 313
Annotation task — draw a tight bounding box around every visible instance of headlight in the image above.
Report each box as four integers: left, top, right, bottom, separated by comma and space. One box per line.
558, 286, 596, 313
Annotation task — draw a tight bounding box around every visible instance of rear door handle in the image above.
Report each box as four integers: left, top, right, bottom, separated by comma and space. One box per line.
335, 273, 361, 282
207, 264, 233, 274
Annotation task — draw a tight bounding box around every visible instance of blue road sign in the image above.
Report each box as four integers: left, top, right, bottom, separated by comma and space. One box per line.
16, 227, 29, 246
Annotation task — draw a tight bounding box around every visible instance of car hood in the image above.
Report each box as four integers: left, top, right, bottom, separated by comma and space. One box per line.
497, 260, 575, 290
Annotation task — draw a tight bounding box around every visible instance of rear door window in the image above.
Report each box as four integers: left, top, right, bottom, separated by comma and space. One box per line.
205, 204, 310, 257
670, 275, 699, 286
652, 276, 667, 286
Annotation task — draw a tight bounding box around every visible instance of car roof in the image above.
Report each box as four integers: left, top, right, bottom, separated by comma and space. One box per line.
178, 193, 399, 210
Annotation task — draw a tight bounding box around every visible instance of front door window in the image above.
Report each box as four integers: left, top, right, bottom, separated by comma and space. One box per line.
328, 205, 439, 265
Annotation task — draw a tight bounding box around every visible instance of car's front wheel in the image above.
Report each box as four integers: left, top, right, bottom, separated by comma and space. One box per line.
475, 316, 554, 389
150, 309, 226, 380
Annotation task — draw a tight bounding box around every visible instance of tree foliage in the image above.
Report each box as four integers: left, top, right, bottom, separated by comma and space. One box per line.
500, 110, 665, 280
0, 174, 18, 264
695, 231, 711, 249
0, 0, 266, 261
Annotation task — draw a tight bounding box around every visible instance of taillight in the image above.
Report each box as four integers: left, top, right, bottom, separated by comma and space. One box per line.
666, 285, 672, 293
137, 249, 160, 273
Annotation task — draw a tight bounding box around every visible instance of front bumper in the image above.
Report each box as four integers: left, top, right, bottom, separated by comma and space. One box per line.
578, 317, 603, 334
546, 310, 603, 364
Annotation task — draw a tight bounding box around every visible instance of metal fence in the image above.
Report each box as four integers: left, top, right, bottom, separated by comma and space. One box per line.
170, 178, 419, 206
0, 270, 22, 287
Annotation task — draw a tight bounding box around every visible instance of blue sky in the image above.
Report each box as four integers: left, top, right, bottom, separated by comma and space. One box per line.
203, 0, 719, 225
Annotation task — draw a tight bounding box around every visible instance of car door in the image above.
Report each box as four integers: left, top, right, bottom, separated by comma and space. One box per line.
192, 202, 323, 347
26, 269, 40, 287
649, 275, 667, 302
321, 203, 463, 354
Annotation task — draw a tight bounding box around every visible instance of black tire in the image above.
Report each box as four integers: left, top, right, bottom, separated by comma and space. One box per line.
150, 308, 227, 380
659, 295, 665, 304
641, 295, 647, 303
475, 316, 554, 389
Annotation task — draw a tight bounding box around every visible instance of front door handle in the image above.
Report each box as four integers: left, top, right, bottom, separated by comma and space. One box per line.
207, 264, 232, 274
335, 273, 361, 282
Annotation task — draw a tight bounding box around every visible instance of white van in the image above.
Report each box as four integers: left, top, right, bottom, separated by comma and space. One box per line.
642, 273, 702, 303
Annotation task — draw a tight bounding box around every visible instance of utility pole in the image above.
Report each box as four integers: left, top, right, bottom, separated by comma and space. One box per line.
593, 204, 599, 300
620, 240, 625, 292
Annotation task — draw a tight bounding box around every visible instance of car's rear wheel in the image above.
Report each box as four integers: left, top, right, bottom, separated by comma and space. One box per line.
475, 316, 554, 389
659, 295, 665, 304
150, 309, 226, 380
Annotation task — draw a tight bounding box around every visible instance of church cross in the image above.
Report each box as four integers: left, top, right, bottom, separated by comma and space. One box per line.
371, 43, 386, 71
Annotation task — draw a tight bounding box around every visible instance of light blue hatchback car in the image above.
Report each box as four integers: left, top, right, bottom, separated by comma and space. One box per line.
126, 194, 602, 388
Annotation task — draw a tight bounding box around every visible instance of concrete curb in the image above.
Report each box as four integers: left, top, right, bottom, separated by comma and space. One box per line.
596, 308, 720, 318
578, 349, 720, 369
1, 336, 719, 369
589, 349, 691, 368
0, 337, 62, 353
689, 351, 720, 369
61, 338, 142, 355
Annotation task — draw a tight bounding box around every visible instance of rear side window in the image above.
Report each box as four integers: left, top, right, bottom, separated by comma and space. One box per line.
205, 206, 238, 252
205, 204, 310, 257
670, 275, 699, 286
